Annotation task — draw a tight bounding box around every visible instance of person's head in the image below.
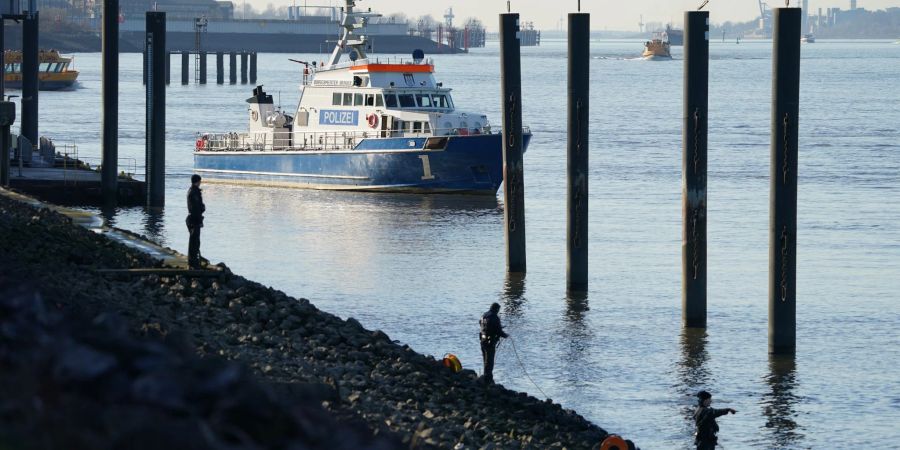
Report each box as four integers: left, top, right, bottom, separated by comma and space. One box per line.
697, 390, 712, 406
490, 302, 501, 313
191, 174, 202, 186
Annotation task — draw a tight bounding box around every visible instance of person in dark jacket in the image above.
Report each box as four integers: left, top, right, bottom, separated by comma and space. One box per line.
479, 302, 508, 384
186, 174, 206, 269
693, 390, 736, 449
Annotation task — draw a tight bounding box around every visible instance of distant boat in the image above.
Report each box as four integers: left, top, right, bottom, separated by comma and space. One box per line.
801, 33, 816, 43
4, 49, 79, 90
642, 32, 671, 60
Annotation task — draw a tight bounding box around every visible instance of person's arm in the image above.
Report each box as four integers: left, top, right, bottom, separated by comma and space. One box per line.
713, 407, 736, 418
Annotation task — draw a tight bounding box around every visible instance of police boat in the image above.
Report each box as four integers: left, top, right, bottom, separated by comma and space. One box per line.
194, 0, 531, 195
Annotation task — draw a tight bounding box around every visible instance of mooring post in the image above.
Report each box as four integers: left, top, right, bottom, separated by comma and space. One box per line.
102, 0, 119, 205
0, 102, 13, 187
769, 7, 800, 355
199, 51, 207, 84
0, 19, 7, 187
141, 46, 147, 85
21, 11, 39, 149
567, 12, 589, 292
146, 12, 166, 208
216, 52, 224, 84
181, 51, 189, 85
229, 52, 237, 84
249, 52, 258, 84
500, 13, 526, 274
683, 10, 710, 328
165, 51, 171, 85
240, 52, 249, 84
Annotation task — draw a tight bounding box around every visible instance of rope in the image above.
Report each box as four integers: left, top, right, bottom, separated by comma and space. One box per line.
505, 336, 550, 399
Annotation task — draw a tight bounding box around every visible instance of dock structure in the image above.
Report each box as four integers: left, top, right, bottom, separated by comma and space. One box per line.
164, 51, 257, 86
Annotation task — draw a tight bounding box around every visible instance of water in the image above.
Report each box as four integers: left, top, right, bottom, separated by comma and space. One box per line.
18, 39, 900, 448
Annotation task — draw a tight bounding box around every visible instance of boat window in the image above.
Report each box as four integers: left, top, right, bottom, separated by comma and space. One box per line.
413, 122, 422, 133
342, 93, 353, 106
398, 94, 416, 108
375, 94, 384, 107
365, 94, 375, 106
424, 122, 431, 134
415, 94, 432, 108
403, 121, 412, 132
354, 93, 364, 106
384, 94, 398, 108
433, 94, 451, 109
332, 93, 342, 106
392, 120, 401, 131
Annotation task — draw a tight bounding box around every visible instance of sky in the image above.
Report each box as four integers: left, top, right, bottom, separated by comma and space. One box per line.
250, 0, 900, 31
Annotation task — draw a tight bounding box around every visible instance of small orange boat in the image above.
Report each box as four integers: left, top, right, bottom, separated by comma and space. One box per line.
642, 32, 672, 60
4, 49, 79, 91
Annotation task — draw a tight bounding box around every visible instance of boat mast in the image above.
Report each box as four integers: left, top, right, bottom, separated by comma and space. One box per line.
326, 0, 381, 67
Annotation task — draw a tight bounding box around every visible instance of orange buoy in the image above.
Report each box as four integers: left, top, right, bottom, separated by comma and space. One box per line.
600, 434, 628, 450
442, 353, 462, 373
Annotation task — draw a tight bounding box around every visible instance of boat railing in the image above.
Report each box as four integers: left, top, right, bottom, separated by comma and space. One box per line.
316, 56, 435, 72
195, 125, 529, 152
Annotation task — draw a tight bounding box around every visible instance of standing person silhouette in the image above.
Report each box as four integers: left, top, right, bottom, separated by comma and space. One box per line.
186, 174, 205, 269
693, 390, 737, 449
479, 302, 508, 384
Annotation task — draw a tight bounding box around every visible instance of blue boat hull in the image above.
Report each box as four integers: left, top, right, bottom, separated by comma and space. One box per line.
194, 133, 532, 195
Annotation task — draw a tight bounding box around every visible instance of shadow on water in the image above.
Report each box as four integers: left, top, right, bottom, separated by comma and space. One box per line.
761, 354, 804, 448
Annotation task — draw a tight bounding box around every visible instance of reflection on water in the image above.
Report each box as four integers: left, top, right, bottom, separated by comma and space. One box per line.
501, 272, 526, 317
762, 355, 804, 448
142, 207, 166, 244
677, 328, 711, 430
561, 291, 591, 366
99, 205, 117, 228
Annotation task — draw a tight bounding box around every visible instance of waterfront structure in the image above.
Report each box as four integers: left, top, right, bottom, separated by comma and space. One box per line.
194, 0, 531, 194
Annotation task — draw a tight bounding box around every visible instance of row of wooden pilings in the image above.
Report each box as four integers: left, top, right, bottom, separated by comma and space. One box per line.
499, 8, 801, 354
142, 50, 258, 86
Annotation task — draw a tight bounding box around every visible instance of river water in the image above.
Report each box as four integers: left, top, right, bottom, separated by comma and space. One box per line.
17, 39, 900, 448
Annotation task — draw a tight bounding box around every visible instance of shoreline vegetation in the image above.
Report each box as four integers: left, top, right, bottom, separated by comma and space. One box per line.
0, 190, 621, 449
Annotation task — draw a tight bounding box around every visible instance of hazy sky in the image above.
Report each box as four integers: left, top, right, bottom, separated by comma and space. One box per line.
250, 0, 900, 30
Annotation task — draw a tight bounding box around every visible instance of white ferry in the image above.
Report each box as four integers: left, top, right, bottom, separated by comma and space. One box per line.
194, 0, 531, 194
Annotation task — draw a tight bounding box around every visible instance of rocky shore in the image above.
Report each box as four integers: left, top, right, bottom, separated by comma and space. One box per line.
0, 192, 628, 449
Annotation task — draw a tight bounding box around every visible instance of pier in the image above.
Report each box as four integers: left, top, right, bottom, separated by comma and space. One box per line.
148, 50, 258, 86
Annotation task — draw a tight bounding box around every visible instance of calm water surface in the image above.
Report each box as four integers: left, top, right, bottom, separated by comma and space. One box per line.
17, 39, 900, 448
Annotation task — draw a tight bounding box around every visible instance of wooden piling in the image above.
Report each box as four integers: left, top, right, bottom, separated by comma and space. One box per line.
216, 52, 224, 84
181, 51, 189, 85
145, 12, 166, 208
683, 11, 710, 328
102, 0, 119, 205
249, 52, 257, 84
240, 52, 249, 84
229, 52, 237, 84
199, 51, 207, 84
500, 13, 526, 274
769, 7, 801, 355
567, 12, 589, 292
21, 12, 39, 148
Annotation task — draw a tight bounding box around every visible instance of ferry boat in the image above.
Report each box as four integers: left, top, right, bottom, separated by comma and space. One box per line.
194, 0, 530, 194
642, 32, 671, 60
3, 50, 79, 91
